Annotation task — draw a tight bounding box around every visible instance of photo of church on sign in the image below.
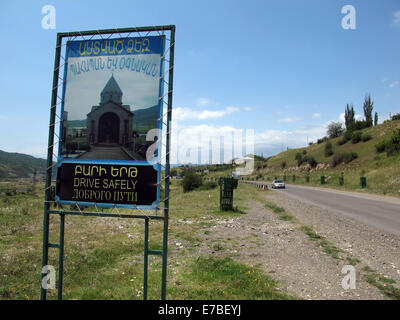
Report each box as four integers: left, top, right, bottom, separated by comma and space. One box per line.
61, 72, 160, 161
59, 37, 164, 162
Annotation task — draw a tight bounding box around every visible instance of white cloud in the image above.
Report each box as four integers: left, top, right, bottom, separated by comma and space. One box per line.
389, 81, 399, 88
169, 117, 329, 164
254, 124, 326, 154
338, 112, 363, 124
170, 122, 253, 164
174, 106, 240, 121
277, 117, 300, 123
393, 11, 400, 27
244, 106, 252, 111
313, 113, 321, 119
196, 98, 219, 107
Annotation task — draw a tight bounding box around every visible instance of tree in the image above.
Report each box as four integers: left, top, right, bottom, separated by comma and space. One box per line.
181, 170, 202, 192
363, 93, 373, 126
374, 112, 378, 126
327, 121, 345, 138
344, 103, 355, 129
324, 141, 334, 157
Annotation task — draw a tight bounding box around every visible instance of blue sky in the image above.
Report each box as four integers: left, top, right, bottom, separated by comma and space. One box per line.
0, 0, 399, 160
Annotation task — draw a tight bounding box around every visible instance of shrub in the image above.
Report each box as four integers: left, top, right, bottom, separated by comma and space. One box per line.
317, 137, 328, 144
281, 161, 287, 169
331, 152, 358, 167
347, 120, 370, 132
351, 131, 362, 144
391, 113, 400, 121
307, 156, 317, 168
362, 134, 372, 142
375, 129, 400, 156
324, 141, 334, 157
181, 171, 203, 192
197, 181, 217, 191
5, 189, 17, 196
295, 152, 303, 166
375, 141, 386, 153
336, 138, 347, 146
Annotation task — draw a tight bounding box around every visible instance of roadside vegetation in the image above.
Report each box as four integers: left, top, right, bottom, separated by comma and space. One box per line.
241, 117, 400, 197
0, 179, 295, 300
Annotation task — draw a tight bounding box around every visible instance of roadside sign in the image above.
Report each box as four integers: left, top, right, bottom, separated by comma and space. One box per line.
55, 35, 165, 209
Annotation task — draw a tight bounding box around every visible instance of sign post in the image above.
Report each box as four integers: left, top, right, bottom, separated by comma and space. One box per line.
41, 25, 175, 300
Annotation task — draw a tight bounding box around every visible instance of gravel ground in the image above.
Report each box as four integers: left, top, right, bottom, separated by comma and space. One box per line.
194, 188, 400, 299
266, 189, 400, 297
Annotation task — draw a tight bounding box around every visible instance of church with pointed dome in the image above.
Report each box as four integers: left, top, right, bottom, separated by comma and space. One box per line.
86, 74, 134, 147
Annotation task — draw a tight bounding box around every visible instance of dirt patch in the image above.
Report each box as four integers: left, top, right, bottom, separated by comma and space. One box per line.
266, 190, 400, 293
194, 196, 388, 299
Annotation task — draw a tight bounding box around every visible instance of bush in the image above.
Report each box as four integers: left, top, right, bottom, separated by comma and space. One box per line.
281, 161, 287, 169
347, 120, 371, 132
362, 134, 372, 142
331, 152, 358, 167
351, 131, 362, 144
306, 156, 317, 168
317, 137, 328, 144
324, 141, 334, 157
197, 181, 217, 191
336, 138, 347, 146
295, 152, 303, 166
375, 141, 386, 153
391, 113, 400, 121
375, 129, 400, 156
5, 189, 17, 196
181, 171, 203, 192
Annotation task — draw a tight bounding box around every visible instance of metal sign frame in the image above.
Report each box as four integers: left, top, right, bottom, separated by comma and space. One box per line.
41, 25, 175, 300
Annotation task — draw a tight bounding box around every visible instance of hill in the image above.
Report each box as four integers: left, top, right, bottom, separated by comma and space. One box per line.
0, 150, 47, 179
247, 119, 400, 196
133, 105, 159, 133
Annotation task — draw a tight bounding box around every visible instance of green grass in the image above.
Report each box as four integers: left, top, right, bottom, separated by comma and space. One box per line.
299, 226, 344, 260
346, 256, 361, 266
167, 256, 297, 300
0, 179, 297, 300
263, 202, 296, 222
361, 266, 400, 300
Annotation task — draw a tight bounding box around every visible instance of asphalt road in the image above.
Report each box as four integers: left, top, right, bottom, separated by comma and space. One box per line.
270, 183, 400, 236
245, 181, 400, 236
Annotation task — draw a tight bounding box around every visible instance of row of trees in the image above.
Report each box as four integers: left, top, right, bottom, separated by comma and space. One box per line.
327, 93, 377, 139
344, 93, 377, 129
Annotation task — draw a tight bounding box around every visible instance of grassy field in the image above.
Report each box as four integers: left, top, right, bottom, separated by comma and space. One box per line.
0, 179, 295, 300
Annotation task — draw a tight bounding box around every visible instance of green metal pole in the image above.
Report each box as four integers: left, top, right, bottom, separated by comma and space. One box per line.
41, 34, 62, 300
161, 25, 175, 300
143, 218, 149, 300
58, 213, 65, 300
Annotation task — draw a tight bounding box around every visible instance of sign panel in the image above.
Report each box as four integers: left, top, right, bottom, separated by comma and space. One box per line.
56, 163, 158, 206
56, 36, 165, 208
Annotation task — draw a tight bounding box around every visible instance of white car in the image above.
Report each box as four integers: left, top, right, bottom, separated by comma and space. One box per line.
271, 179, 285, 189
